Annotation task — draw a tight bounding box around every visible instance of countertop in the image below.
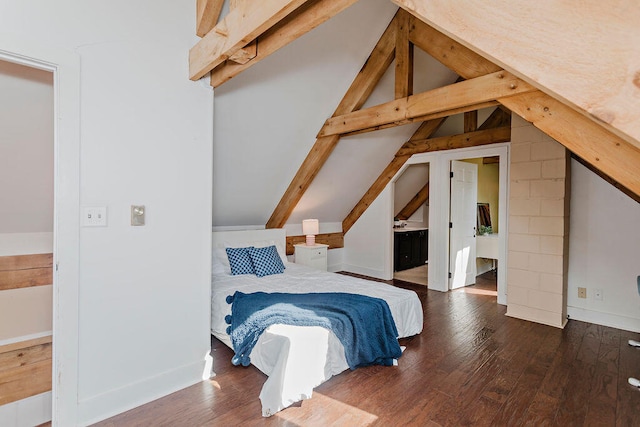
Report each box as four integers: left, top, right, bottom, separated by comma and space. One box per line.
393, 227, 428, 232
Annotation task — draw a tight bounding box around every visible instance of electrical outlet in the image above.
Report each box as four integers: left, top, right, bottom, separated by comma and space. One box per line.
594, 288, 603, 301
81, 206, 107, 227
578, 287, 587, 299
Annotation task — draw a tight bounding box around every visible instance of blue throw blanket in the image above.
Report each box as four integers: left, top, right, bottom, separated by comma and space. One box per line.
225, 291, 402, 370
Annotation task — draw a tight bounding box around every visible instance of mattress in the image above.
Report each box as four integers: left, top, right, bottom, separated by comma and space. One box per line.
211, 262, 423, 416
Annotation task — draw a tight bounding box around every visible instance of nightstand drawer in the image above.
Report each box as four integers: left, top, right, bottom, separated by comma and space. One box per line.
294, 244, 328, 271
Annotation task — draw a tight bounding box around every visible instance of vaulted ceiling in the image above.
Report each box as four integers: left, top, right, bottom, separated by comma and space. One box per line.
193, 0, 640, 248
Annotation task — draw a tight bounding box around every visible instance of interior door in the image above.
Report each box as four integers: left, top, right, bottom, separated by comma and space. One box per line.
449, 160, 478, 289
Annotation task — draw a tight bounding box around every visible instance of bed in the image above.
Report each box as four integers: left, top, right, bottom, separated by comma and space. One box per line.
210, 228, 423, 416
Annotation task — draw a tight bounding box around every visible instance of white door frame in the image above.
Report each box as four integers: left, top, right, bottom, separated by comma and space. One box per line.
390, 143, 509, 305
0, 40, 81, 425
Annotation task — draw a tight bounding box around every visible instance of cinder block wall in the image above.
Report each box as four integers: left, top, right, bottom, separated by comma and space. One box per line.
506, 114, 570, 328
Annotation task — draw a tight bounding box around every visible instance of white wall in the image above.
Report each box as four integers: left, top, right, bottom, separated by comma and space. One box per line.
211, 0, 460, 228
1, 1, 213, 425
344, 186, 393, 279
394, 164, 429, 227
0, 61, 53, 234
568, 161, 640, 332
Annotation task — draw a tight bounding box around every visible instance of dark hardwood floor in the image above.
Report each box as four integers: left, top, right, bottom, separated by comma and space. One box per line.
96, 272, 640, 426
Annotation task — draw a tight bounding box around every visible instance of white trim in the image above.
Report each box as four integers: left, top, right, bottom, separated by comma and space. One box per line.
389, 143, 509, 304
341, 263, 387, 280
0, 331, 53, 347
0, 392, 52, 427
0, 39, 82, 426
212, 224, 265, 232
77, 361, 204, 426
567, 307, 640, 333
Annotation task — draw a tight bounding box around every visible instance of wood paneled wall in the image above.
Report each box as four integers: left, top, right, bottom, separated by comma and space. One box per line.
0, 253, 53, 405
285, 233, 344, 255
0, 336, 52, 405
0, 253, 53, 291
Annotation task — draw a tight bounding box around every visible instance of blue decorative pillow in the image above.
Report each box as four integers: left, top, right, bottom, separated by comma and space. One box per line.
225, 246, 255, 275
248, 245, 285, 277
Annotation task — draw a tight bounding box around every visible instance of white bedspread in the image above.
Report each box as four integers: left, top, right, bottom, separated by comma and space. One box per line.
211, 263, 423, 416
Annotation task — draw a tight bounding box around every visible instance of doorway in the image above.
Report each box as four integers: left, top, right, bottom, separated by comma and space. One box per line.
389, 143, 508, 305
392, 163, 430, 286
0, 39, 81, 426
0, 59, 54, 424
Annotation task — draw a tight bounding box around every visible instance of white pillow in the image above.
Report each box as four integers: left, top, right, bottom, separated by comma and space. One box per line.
212, 245, 231, 276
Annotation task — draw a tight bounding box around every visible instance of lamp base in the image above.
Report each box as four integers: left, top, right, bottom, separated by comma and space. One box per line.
305, 235, 316, 246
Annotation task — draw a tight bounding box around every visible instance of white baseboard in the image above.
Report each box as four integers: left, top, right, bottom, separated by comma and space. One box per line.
0, 331, 52, 347
567, 306, 640, 333
327, 263, 343, 273
78, 360, 205, 426
340, 264, 387, 280
0, 392, 51, 427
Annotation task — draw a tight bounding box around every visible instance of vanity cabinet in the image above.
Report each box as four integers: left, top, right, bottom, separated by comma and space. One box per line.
394, 229, 428, 271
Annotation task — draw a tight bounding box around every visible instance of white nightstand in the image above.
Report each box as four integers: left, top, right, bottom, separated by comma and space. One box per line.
294, 243, 329, 271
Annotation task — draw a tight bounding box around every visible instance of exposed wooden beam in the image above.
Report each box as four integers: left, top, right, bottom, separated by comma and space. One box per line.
477, 107, 511, 130
483, 156, 500, 165
396, 182, 429, 220
501, 91, 640, 198
227, 0, 258, 64
343, 107, 509, 234
210, 0, 359, 87
343, 155, 410, 235
395, 9, 413, 99
405, 13, 640, 199
266, 13, 398, 229
196, 0, 225, 37
285, 232, 344, 255
408, 14, 500, 80
342, 118, 446, 234
396, 126, 511, 157
464, 111, 477, 133
394, 0, 640, 150
228, 41, 257, 64
319, 71, 534, 137
190, 0, 309, 80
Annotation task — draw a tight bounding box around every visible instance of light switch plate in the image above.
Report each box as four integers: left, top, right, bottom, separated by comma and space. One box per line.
82, 207, 107, 227
131, 205, 145, 226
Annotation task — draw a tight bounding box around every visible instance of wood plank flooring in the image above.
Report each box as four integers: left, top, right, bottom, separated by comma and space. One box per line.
95, 272, 640, 426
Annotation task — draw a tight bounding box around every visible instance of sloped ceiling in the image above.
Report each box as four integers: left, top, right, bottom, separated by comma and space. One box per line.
212, 0, 473, 227
210, 0, 640, 229
393, 0, 640, 149
213, 0, 408, 226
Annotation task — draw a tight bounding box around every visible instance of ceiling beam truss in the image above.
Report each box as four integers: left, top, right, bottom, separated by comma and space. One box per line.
196, 0, 225, 37
210, 0, 359, 87
396, 182, 429, 220
318, 71, 533, 138
190, 0, 310, 80
265, 12, 399, 229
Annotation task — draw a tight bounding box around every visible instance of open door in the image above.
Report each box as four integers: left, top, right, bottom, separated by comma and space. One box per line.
449, 160, 477, 289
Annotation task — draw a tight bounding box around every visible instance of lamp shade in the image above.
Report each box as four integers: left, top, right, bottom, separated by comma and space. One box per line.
302, 219, 319, 235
